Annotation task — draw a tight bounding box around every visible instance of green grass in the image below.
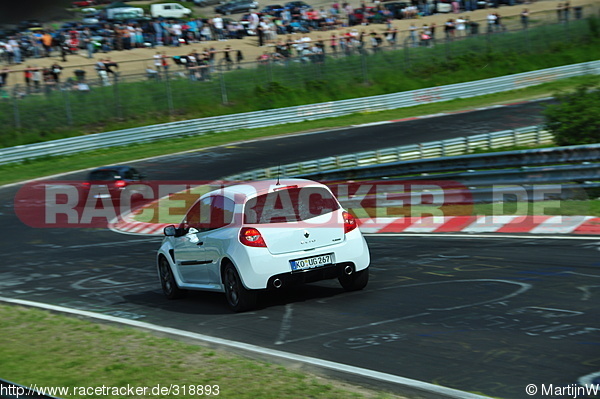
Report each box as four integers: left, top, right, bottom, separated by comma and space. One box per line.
0, 304, 401, 399
2, 74, 599, 187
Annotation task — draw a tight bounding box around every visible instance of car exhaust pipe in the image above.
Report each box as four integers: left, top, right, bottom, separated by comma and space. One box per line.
273, 278, 282, 289
344, 265, 353, 275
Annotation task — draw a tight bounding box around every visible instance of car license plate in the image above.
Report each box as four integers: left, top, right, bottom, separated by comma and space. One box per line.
290, 254, 333, 271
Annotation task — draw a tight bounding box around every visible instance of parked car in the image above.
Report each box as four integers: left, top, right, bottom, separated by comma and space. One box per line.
284, 1, 310, 9
215, 0, 259, 15
192, 0, 223, 6
156, 179, 370, 312
150, 3, 193, 18
261, 4, 285, 16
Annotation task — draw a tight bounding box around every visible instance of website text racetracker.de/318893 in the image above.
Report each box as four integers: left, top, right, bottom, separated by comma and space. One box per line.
1, 383, 220, 397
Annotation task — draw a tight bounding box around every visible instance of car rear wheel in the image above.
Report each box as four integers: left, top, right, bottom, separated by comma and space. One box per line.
223, 262, 257, 312
159, 256, 186, 299
339, 267, 369, 291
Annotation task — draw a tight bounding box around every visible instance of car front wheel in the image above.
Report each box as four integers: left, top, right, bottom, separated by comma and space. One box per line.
223, 262, 257, 312
159, 256, 186, 299
339, 267, 369, 291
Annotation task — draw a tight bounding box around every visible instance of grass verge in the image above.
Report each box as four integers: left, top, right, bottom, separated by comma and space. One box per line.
0, 304, 402, 399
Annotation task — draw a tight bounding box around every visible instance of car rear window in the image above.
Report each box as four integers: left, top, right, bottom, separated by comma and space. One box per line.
244, 186, 339, 224
88, 170, 119, 180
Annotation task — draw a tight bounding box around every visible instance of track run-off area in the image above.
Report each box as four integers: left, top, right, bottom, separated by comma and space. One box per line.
1, 99, 599, 398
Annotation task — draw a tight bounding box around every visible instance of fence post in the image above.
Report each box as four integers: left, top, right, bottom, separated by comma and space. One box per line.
219, 64, 228, 105
164, 70, 174, 116
113, 75, 123, 119
361, 51, 369, 84
62, 87, 73, 126
403, 37, 411, 68
12, 93, 21, 130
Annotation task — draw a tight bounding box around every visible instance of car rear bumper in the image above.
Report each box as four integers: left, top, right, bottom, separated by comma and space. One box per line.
266, 262, 360, 290
231, 230, 370, 290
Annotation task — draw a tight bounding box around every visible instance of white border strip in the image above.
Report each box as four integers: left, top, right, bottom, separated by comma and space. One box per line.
0, 296, 490, 399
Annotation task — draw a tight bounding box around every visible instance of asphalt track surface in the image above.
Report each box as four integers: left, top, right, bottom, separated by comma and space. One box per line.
2, 99, 600, 398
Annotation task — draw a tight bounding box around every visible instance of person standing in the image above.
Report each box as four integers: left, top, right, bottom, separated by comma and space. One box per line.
520, 8, 529, 30
0, 67, 9, 88
212, 15, 225, 41
235, 49, 244, 69
50, 63, 63, 83
487, 12, 497, 33
32, 67, 42, 91
330, 33, 338, 56
24, 66, 33, 91
161, 51, 170, 77
8, 36, 21, 64
410, 23, 418, 47
81, 27, 94, 58
223, 45, 233, 70
42, 31, 53, 57
257, 21, 265, 47
556, 3, 563, 23
456, 17, 466, 37
154, 51, 162, 72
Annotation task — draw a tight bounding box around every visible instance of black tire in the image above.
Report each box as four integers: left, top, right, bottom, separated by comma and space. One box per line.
339, 267, 369, 291
159, 256, 186, 299
223, 262, 257, 312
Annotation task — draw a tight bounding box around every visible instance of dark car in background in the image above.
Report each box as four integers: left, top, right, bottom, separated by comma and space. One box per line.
83, 165, 144, 202
261, 4, 285, 16
192, 0, 224, 6
215, 0, 259, 15
284, 1, 310, 9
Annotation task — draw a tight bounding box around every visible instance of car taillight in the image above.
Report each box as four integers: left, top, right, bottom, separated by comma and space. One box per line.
240, 227, 267, 247
343, 211, 357, 234
114, 180, 127, 188
82, 182, 90, 188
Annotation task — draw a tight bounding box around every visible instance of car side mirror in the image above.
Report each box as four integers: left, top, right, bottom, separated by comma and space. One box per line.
164, 225, 177, 237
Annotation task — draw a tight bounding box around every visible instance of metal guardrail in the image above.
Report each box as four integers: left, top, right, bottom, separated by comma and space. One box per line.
0, 61, 598, 166
401, 163, 600, 185
226, 126, 557, 180
290, 143, 600, 182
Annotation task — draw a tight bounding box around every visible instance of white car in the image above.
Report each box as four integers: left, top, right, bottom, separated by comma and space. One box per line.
156, 179, 370, 312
